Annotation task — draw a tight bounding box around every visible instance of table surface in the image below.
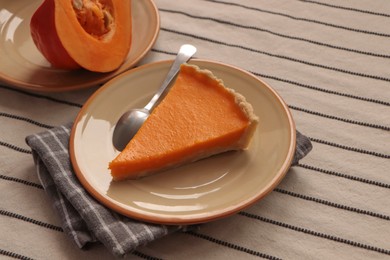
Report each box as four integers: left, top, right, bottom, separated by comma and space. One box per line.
1, 0, 390, 259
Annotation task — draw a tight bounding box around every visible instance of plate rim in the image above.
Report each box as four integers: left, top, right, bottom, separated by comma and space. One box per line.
69, 59, 297, 225
0, 0, 160, 92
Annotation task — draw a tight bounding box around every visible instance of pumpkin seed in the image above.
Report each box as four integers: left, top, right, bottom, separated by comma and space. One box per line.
103, 10, 113, 28
72, 0, 83, 10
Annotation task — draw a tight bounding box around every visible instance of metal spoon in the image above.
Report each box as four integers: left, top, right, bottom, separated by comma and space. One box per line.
112, 44, 197, 151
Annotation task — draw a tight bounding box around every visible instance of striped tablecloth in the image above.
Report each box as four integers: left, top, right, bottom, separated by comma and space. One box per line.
1, 0, 389, 259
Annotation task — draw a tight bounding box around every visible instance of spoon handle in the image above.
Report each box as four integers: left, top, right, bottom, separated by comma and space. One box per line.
144, 44, 197, 111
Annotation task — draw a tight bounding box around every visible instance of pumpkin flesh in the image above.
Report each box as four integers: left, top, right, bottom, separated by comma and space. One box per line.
30, 0, 132, 72
30, 0, 80, 69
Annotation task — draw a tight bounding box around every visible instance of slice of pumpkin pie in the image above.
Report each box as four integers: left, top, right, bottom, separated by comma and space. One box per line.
109, 64, 259, 180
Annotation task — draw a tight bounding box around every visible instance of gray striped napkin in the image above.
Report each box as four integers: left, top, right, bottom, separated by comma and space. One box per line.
25, 123, 312, 257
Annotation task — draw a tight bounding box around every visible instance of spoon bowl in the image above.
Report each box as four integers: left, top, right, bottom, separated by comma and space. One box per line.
113, 108, 149, 151
112, 44, 197, 151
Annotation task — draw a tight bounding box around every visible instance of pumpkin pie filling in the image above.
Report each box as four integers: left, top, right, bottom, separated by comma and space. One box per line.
109, 64, 259, 181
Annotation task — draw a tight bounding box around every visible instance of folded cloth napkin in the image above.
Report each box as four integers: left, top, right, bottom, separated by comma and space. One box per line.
26, 123, 312, 257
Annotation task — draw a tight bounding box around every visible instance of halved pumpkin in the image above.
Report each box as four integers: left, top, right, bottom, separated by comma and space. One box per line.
30, 0, 132, 72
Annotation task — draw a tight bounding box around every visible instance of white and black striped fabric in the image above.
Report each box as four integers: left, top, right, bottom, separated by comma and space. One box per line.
1, 0, 390, 259
24, 124, 310, 257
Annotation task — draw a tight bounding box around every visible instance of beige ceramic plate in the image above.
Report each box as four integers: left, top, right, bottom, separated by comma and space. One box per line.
70, 60, 296, 225
0, 0, 159, 92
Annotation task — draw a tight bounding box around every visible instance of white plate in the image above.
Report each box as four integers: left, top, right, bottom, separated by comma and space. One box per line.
0, 0, 159, 92
70, 60, 296, 225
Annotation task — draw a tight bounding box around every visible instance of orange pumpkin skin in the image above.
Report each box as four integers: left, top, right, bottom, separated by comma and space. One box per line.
30, 0, 80, 70
30, 0, 132, 72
